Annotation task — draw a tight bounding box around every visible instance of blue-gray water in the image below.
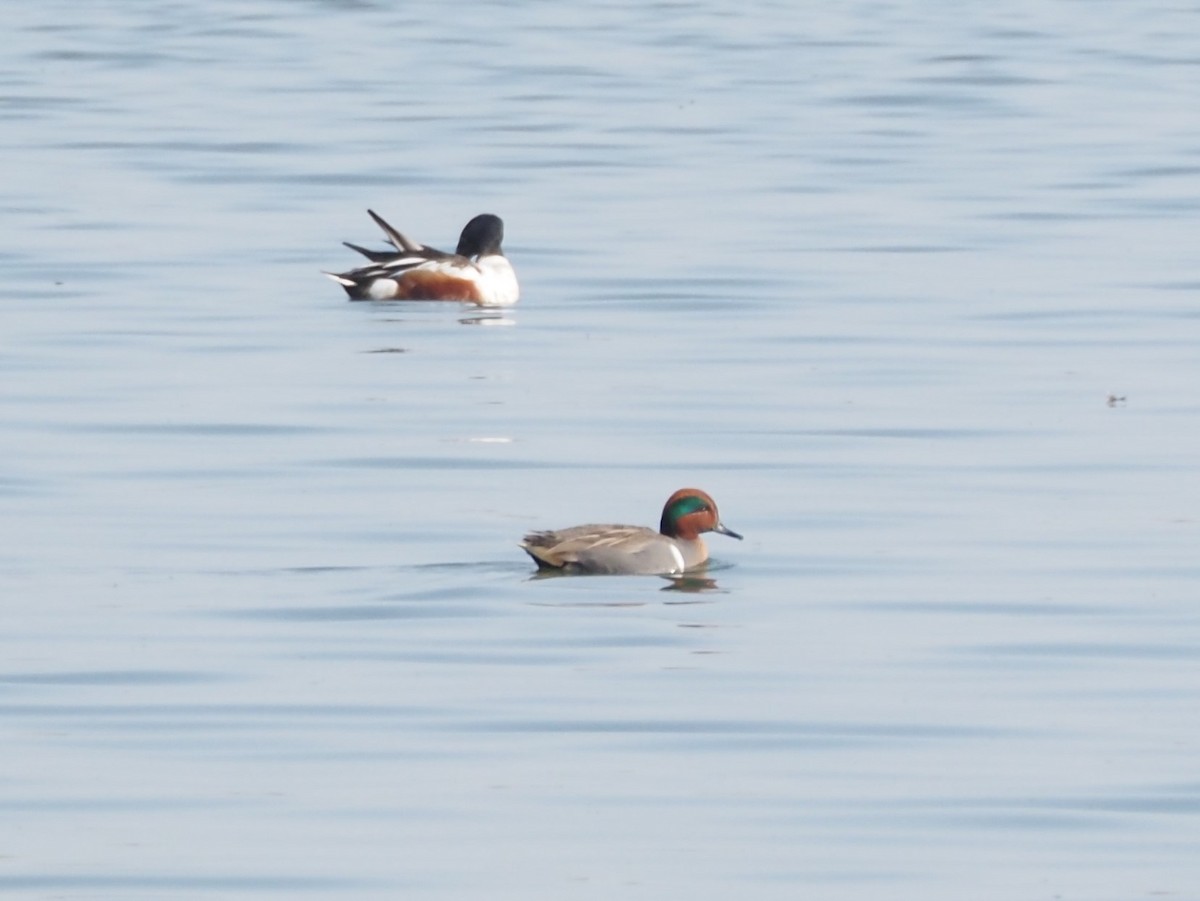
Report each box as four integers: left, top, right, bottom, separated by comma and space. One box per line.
3, 2, 1200, 898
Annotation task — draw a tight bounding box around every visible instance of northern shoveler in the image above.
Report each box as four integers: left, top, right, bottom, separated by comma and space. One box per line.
521, 488, 743, 575
325, 211, 519, 307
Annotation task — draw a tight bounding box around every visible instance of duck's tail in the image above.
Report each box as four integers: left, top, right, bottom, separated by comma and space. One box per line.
368, 209, 423, 252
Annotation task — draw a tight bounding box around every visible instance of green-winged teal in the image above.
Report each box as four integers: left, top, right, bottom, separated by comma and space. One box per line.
521, 488, 742, 575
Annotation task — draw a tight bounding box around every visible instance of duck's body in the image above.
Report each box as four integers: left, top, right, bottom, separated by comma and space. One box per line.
325, 211, 518, 307
521, 488, 742, 575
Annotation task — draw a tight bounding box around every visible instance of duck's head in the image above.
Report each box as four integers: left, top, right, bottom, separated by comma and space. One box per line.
457, 213, 505, 259
659, 488, 743, 542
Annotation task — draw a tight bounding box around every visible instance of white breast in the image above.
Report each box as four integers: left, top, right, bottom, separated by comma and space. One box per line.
474, 255, 520, 307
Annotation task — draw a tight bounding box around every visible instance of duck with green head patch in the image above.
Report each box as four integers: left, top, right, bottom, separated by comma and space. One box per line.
521, 488, 742, 575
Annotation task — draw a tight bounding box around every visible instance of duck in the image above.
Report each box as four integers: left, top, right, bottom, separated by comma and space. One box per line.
521, 488, 742, 575
324, 210, 519, 307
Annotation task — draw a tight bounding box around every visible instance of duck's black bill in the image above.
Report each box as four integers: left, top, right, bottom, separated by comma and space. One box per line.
713, 522, 743, 540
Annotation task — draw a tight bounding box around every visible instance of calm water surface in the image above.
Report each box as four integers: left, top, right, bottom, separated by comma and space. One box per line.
3, 1, 1200, 898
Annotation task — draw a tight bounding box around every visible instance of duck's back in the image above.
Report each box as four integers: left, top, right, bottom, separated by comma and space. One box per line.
521, 524, 688, 575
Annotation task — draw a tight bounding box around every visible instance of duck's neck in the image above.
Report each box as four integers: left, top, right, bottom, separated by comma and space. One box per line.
672, 536, 709, 569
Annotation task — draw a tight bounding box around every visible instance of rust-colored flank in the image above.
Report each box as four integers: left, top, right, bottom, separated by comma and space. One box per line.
395, 270, 481, 302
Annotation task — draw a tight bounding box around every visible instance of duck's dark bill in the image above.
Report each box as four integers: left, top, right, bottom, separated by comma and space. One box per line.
714, 522, 743, 540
